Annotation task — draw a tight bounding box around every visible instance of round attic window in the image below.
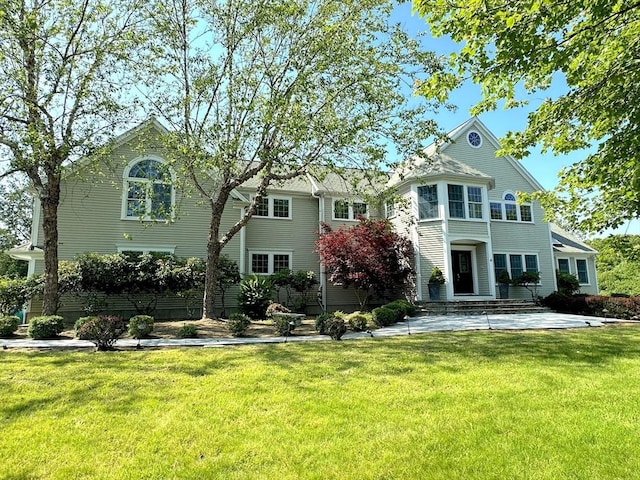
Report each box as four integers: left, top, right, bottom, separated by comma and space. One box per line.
467, 130, 482, 148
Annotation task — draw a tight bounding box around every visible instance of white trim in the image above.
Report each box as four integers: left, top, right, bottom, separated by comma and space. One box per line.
248, 250, 293, 275
466, 130, 483, 148
450, 245, 479, 296
121, 155, 175, 221
446, 183, 488, 222
575, 258, 590, 285
239, 207, 246, 275
493, 252, 541, 284
331, 197, 368, 221
251, 195, 293, 220
116, 244, 176, 254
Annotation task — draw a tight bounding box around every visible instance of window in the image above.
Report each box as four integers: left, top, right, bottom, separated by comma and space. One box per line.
332, 199, 368, 220
576, 259, 589, 284
494, 253, 539, 282
490, 202, 503, 220
249, 252, 291, 274
418, 185, 439, 220
558, 258, 570, 274
467, 130, 482, 148
123, 158, 173, 220
446, 184, 485, 220
468, 187, 483, 219
491, 191, 533, 223
385, 200, 396, 219
448, 184, 465, 219
520, 205, 533, 222
117, 245, 176, 256
253, 196, 291, 219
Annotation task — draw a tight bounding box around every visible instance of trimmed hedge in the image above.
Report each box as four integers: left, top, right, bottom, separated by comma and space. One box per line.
128, 315, 154, 339
0, 316, 20, 337
27, 315, 64, 339
372, 307, 397, 327
227, 313, 251, 337
542, 293, 640, 320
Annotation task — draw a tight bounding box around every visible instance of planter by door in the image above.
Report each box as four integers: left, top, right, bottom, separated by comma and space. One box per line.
428, 284, 441, 301
498, 283, 509, 299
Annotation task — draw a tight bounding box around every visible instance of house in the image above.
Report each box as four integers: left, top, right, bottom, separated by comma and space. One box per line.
11, 117, 598, 321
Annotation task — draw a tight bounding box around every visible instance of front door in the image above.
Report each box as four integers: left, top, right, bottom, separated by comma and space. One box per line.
452, 250, 474, 294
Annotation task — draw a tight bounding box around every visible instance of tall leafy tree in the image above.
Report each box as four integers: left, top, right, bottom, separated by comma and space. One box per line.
0, 178, 32, 278
414, 0, 640, 233
588, 235, 640, 295
0, 0, 145, 314
315, 218, 414, 309
142, 0, 446, 318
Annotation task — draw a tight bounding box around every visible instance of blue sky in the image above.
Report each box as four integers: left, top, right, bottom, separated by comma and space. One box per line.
392, 3, 639, 237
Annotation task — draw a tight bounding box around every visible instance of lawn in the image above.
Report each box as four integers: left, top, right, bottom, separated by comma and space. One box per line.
2, 326, 640, 479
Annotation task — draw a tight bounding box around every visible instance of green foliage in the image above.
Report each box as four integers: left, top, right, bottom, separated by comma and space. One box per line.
76, 315, 126, 351
238, 275, 273, 320
128, 315, 155, 339
415, 0, 640, 233
385, 299, 417, 318
346, 312, 370, 332
588, 235, 640, 296
269, 270, 318, 313
372, 307, 397, 327
314, 313, 332, 335
74, 316, 99, 339
0, 276, 41, 316
556, 271, 581, 296
497, 270, 511, 284
428, 267, 445, 285
27, 315, 64, 339
0, 254, 28, 279
0, 315, 20, 337
227, 313, 251, 337
272, 314, 296, 336
543, 293, 640, 320
326, 317, 347, 341
176, 324, 198, 339
512, 271, 541, 302
216, 255, 241, 317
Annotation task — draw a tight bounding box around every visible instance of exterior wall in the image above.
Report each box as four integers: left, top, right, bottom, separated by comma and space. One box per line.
554, 253, 599, 295
416, 222, 446, 301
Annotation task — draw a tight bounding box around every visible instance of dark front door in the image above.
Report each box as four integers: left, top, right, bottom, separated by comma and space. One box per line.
452, 250, 474, 294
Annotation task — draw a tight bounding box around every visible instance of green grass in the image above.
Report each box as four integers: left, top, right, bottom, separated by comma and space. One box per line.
2, 327, 640, 479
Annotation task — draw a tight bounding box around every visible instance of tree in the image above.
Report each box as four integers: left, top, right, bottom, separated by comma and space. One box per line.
0, 178, 33, 278
414, 0, 640, 233
141, 0, 445, 318
588, 235, 640, 296
315, 218, 414, 309
0, 0, 145, 314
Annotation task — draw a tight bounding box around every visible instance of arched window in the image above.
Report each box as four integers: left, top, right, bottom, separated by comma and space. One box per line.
123, 158, 173, 220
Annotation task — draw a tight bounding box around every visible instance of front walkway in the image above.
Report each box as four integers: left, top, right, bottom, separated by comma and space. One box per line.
0, 312, 623, 350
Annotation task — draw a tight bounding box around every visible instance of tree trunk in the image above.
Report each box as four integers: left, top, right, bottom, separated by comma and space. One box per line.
40, 183, 61, 315
202, 203, 224, 319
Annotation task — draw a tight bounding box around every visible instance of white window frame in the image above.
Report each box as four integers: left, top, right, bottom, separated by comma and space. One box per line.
557, 258, 571, 274
116, 244, 176, 255
248, 251, 293, 275
417, 184, 439, 221
251, 195, 292, 220
446, 183, 486, 221
385, 200, 396, 219
332, 198, 368, 221
576, 258, 590, 285
121, 156, 175, 221
493, 252, 540, 283
489, 191, 534, 223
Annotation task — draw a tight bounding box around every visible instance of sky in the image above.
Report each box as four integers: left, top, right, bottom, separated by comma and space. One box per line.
391, 2, 640, 238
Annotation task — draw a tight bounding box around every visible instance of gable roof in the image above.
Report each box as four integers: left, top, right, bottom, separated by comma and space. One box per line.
550, 224, 597, 254
391, 117, 543, 192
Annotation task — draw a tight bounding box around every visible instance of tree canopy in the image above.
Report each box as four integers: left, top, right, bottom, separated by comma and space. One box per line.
141, 0, 446, 318
414, 0, 640, 233
315, 218, 414, 309
588, 235, 640, 296
0, 0, 145, 313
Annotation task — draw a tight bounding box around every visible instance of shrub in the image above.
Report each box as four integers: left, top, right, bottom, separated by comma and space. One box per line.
326, 316, 347, 340
227, 313, 251, 337
556, 271, 581, 296
385, 299, 417, 318
74, 316, 98, 339
372, 307, 397, 327
27, 315, 64, 339
128, 315, 154, 339
315, 312, 332, 334
238, 275, 273, 319
272, 314, 296, 335
346, 311, 369, 332
0, 276, 41, 316
381, 302, 405, 323
177, 324, 198, 338
76, 315, 126, 351
0, 316, 20, 337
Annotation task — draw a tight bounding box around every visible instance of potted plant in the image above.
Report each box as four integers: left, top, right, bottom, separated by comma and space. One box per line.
497, 270, 510, 299
428, 267, 445, 300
